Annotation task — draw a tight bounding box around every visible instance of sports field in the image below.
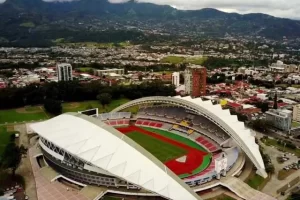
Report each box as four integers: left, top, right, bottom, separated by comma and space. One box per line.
117, 126, 211, 178
126, 131, 187, 162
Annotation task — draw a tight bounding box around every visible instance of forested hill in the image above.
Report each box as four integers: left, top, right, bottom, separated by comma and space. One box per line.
0, 0, 300, 46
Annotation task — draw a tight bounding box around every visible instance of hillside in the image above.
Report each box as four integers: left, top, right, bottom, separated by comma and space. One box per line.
0, 0, 300, 46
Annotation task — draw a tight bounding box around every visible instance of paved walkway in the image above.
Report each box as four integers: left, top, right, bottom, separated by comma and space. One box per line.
29, 146, 89, 200
221, 177, 276, 200
15, 124, 38, 200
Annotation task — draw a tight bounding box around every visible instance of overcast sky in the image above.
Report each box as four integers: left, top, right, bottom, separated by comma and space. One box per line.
0, 0, 299, 19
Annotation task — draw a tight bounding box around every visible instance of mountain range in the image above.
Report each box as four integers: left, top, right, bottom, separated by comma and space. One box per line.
1, 0, 300, 46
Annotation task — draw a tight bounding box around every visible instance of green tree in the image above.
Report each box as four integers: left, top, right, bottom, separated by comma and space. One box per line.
44, 99, 62, 115
1, 143, 22, 176
251, 119, 268, 132
265, 164, 275, 174
97, 93, 112, 108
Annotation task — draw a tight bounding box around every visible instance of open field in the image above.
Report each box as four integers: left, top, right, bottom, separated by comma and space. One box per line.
24, 106, 43, 112
62, 98, 131, 113
0, 98, 132, 125
0, 109, 48, 124
126, 131, 187, 162
161, 56, 185, 64
160, 56, 207, 65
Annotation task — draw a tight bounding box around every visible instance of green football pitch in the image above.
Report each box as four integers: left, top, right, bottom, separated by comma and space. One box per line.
126, 131, 187, 162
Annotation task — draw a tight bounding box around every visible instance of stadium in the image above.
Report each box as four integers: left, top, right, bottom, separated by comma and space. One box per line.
30, 96, 275, 200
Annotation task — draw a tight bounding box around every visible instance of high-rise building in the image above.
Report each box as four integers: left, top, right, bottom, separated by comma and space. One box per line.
266, 109, 292, 131
172, 72, 180, 87
184, 65, 207, 97
57, 63, 73, 81
293, 104, 300, 122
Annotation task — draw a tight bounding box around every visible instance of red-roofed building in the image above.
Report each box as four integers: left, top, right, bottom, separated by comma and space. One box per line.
240, 108, 262, 119
226, 102, 242, 112
0, 82, 6, 89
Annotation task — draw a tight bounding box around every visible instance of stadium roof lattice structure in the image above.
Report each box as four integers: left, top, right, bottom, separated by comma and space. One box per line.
30, 112, 201, 200
112, 96, 267, 178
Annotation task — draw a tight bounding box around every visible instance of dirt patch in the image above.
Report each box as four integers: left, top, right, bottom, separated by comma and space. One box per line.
6, 125, 15, 132
63, 102, 80, 109
16, 107, 42, 114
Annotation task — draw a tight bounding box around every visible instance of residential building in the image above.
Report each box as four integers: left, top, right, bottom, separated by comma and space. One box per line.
184, 65, 207, 97
293, 104, 300, 122
269, 61, 299, 73
266, 109, 292, 131
172, 72, 180, 87
94, 68, 124, 77
57, 63, 73, 81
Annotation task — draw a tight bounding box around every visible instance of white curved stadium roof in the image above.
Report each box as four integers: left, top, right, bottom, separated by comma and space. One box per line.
31, 113, 201, 200
112, 96, 267, 178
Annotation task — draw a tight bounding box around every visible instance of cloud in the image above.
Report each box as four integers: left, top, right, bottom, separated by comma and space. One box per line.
0, 0, 299, 19
110, 0, 300, 19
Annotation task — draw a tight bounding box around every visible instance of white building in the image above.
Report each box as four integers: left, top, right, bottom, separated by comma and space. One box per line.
293, 104, 300, 122
172, 72, 180, 87
94, 69, 124, 77
57, 63, 73, 81
269, 61, 298, 73
266, 109, 292, 131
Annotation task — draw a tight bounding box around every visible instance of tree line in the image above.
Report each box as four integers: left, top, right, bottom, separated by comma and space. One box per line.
0, 80, 176, 110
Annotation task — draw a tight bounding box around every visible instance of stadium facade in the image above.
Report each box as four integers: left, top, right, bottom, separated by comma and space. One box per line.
30, 96, 268, 200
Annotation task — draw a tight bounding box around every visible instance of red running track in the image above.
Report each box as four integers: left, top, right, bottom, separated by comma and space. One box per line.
117, 126, 208, 176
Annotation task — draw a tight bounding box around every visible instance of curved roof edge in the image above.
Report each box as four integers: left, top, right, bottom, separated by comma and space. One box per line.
112, 96, 267, 178
31, 112, 201, 200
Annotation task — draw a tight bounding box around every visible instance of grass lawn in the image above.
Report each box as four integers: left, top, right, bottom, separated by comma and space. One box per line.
62, 98, 131, 113
0, 109, 49, 124
161, 56, 185, 64
77, 67, 94, 72
246, 171, 270, 191
261, 137, 300, 156
142, 127, 207, 152
0, 98, 131, 125
278, 169, 297, 180
0, 126, 17, 157
126, 131, 187, 162
246, 174, 265, 190
292, 121, 300, 128
185, 57, 207, 65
